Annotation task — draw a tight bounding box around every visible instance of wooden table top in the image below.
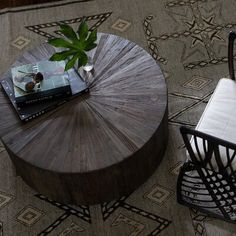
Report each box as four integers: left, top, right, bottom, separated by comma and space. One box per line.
0, 33, 167, 174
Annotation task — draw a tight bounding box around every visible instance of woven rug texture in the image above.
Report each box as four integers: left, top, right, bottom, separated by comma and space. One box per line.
0, 0, 236, 235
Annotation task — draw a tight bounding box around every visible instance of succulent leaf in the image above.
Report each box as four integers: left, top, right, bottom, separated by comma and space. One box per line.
49, 50, 77, 61
47, 38, 75, 49
77, 20, 89, 40
86, 29, 97, 45
73, 40, 86, 51
78, 51, 88, 66
59, 24, 78, 42
84, 43, 97, 51
48, 21, 97, 71
65, 53, 81, 71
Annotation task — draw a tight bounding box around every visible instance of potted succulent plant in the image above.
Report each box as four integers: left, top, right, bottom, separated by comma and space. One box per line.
47, 20, 97, 72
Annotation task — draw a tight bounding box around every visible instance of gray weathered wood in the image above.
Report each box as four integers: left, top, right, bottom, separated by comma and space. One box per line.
0, 33, 168, 204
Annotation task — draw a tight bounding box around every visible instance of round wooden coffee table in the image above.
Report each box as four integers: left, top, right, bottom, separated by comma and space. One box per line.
0, 33, 168, 205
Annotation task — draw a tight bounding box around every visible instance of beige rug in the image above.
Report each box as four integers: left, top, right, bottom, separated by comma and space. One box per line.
0, 0, 236, 235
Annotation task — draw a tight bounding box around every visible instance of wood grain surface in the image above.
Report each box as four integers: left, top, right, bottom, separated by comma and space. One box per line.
0, 33, 168, 204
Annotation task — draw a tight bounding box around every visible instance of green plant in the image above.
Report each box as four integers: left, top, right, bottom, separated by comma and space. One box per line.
48, 20, 97, 71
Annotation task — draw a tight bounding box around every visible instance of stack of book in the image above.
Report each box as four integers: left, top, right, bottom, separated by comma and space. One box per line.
0, 60, 88, 121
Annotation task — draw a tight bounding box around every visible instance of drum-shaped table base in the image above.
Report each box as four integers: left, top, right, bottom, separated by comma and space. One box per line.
0, 34, 168, 205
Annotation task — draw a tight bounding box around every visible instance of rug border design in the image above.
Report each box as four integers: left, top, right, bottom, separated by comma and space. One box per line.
35, 194, 91, 235
168, 91, 212, 127
190, 209, 209, 236
143, 15, 167, 65
25, 12, 112, 39
101, 196, 171, 236
58, 221, 85, 235
1, 0, 234, 235
143, 1, 236, 70
0, 191, 15, 210
111, 213, 145, 236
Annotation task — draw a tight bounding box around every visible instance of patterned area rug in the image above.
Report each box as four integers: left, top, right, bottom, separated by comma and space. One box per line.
0, 0, 236, 235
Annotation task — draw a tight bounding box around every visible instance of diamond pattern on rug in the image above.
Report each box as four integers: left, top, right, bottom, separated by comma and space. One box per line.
190, 209, 208, 222
16, 205, 44, 226
182, 76, 212, 90
26, 13, 112, 39
0, 191, 14, 210
11, 36, 31, 50
1, 0, 236, 235
144, 185, 173, 205
190, 209, 208, 236
111, 18, 131, 32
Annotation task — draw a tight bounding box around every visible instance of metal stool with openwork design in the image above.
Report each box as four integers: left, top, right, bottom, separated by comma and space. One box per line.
177, 31, 236, 222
